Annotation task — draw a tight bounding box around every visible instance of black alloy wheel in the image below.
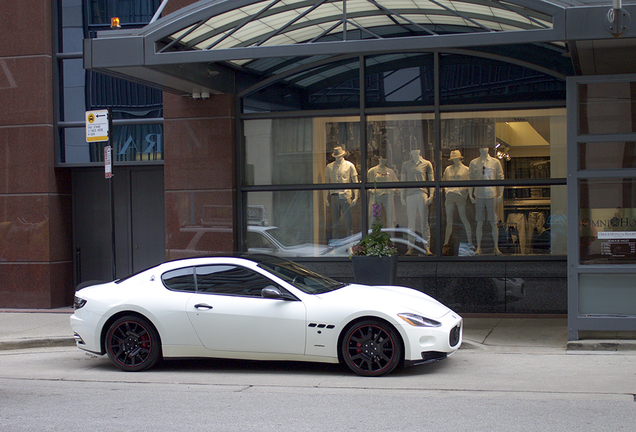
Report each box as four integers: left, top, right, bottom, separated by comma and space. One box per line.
105, 316, 161, 372
341, 320, 402, 377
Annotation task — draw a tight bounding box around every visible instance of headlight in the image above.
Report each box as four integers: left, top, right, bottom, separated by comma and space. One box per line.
398, 313, 441, 327
74, 296, 87, 310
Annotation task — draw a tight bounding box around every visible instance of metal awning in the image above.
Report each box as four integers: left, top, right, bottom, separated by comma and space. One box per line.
83, 0, 636, 96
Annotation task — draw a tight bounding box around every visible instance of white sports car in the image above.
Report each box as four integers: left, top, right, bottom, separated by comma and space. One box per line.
71, 254, 463, 376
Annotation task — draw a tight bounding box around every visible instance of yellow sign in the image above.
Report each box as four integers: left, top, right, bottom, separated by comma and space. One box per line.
86, 110, 109, 142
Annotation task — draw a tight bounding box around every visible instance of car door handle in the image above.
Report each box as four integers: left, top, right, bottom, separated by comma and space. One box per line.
194, 303, 213, 310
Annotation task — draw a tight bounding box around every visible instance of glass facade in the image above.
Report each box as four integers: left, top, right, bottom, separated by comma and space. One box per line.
241, 54, 567, 258
578, 81, 636, 135
579, 179, 636, 265
575, 79, 636, 266
57, 0, 163, 165
569, 74, 636, 338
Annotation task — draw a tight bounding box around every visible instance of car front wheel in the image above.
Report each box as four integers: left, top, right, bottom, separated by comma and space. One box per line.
105, 316, 161, 372
341, 319, 402, 377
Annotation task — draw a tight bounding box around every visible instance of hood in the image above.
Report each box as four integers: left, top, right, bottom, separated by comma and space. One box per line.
319, 284, 452, 319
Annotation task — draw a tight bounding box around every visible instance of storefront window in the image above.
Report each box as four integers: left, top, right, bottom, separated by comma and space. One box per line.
245, 116, 360, 186
579, 141, 636, 170
246, 191, 361, 257
439, 185, 567, 257
579, 178, 636, 264
578, 81, 636, 135
440, 54, 566, 105
365, 114, 435, 180
241, 54, 567, 258
365, 53, 434, 108
242, 57, 361, 113
440, 109, 566, 180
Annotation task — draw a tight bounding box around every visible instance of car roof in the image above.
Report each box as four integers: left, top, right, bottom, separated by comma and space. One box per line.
115, 253, 292, 284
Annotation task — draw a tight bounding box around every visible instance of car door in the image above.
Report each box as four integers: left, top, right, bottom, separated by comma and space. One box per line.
185, 264, 306, 355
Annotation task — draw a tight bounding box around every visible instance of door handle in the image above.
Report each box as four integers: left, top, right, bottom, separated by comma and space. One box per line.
194, 303, 213, 310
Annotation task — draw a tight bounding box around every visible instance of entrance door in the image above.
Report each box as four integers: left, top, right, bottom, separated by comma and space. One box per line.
73, 166, 165, 285
131, 169, 165, 272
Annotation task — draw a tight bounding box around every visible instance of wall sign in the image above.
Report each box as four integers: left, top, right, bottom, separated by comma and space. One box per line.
86, 109, 109, 142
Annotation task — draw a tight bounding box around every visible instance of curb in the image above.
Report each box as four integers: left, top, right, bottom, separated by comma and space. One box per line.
459, 339, 487, 350
567, 339, 636, 352
0, 338, 76, 351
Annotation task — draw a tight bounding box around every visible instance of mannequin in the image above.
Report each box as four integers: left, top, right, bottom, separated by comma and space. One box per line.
442, 150, 472, 247
469, 147, 504, 255
401, 149, 434, 255
325, 146, 359, 239
367, 158, 398, 228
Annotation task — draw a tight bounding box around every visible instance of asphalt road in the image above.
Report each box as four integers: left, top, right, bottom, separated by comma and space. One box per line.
0, 346, 635, 431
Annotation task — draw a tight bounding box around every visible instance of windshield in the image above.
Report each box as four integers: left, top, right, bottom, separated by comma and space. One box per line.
256, 257, 346, 294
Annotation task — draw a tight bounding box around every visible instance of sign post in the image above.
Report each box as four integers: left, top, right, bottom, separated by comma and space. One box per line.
86, 108, 116, 280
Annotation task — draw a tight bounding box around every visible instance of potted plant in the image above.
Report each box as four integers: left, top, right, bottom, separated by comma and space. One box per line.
350, 203, 398, 285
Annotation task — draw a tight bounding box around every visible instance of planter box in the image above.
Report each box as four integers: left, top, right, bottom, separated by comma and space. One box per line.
351, 255, 398, 286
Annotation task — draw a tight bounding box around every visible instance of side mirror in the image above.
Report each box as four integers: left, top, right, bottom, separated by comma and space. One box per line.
261, 286, 284, 299
261, 285, 296, 301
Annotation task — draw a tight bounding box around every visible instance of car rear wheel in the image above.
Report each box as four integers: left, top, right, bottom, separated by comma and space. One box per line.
105, 316, 161, 372
341, 319, 402, 377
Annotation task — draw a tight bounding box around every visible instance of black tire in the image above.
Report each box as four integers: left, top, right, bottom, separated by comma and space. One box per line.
105, 316, 161, 372
341, 319, 402, 377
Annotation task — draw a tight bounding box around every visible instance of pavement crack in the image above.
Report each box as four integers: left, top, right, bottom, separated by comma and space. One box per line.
481, 318, 503, 344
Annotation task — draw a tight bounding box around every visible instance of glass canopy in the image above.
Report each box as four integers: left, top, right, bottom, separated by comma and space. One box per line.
85, 0, 568, 97
159, 0, 555, 57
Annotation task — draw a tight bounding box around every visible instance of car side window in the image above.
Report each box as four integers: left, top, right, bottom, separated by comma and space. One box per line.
162, 267, 195, 292
195, 265, 279, 297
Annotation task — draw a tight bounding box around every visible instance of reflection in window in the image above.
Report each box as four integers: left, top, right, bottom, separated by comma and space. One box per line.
87, 0, 161, 26
439, 109, 566, 181
245, 116, 360, 186
242, 57, 360, 113
243, 108, 566, 258
579, 179, 636, 264
579, 142, 636, 170
247, 191, 361, 257
162, 267, 195, 292
441, 185, 567, 257
440, 54, 565, 105
195, 265, 276, 297
366, 114, 435, 188
78, 124, 163, 163
366, 53, 434, 108
579, 81, 636, 135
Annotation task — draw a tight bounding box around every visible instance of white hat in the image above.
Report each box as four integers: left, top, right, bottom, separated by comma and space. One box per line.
332, 146, 347, 157
449, 150, 463, 160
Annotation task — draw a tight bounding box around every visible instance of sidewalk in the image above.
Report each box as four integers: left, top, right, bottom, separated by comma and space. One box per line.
0, 307, 76, 350
1, 308, 635, 353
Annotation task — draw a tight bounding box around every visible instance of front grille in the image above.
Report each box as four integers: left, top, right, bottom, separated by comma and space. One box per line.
420, 351, 447, 362
449, 323, 462, 347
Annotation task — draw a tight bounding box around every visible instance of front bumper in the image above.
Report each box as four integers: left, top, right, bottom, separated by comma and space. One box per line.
401, 313, 462, 366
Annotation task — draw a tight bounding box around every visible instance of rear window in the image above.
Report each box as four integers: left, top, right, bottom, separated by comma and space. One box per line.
162, 267, 195, 292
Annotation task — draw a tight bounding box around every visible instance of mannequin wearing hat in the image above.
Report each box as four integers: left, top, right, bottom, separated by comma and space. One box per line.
325, 146, 359, 239
368, 158, 398, 228
442, 150, 472, 248
469, 147, 504, 255
401, 149, 434, 255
